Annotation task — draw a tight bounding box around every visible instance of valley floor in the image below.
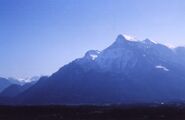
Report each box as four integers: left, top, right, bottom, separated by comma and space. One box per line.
0, 105, 184, 120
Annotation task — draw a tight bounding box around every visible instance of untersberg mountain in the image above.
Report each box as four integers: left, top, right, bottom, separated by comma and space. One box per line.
2, 34, 185, 105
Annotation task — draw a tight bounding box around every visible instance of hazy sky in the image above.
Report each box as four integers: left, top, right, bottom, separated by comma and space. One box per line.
1, 0, 185, 78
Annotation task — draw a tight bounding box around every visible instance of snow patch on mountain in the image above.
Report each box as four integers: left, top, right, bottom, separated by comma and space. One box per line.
123, 34, 137, 41
155, 65, 169, 71
90, 54, 98, 60
84, 50, 100, 61
15, 76, 40, 83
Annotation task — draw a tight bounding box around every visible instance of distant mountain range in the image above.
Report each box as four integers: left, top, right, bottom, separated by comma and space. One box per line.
0, 76, 39, 101
1, 34, 185, 105
0, 77, 13, 93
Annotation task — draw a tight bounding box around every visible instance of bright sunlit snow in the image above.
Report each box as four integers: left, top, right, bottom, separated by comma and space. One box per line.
123, 34, 137, 41
155, 65, 169, 71
90, 54, 98, 60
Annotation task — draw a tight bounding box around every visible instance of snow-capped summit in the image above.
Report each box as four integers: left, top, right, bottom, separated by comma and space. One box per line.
114, 34, 128, 44
113, 34, 137, 45
95, 34, 138, 72
109, 34, 135, 49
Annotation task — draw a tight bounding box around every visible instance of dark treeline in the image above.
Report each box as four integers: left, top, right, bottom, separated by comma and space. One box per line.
0, 104, 185, 120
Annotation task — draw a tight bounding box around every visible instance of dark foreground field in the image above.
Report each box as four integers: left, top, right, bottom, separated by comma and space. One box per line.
0, 104, 185, 120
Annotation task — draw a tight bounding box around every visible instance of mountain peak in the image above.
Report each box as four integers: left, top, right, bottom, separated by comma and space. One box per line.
114, 34, 126, 43
109, 34, 137, 48
116, 34, 137, 42
113, 34, 129, 46
117, 34, 127, 40
143, 38, 157, 45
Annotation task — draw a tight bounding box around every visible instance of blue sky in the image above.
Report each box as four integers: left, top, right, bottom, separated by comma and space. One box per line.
1, 0, 185, 78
